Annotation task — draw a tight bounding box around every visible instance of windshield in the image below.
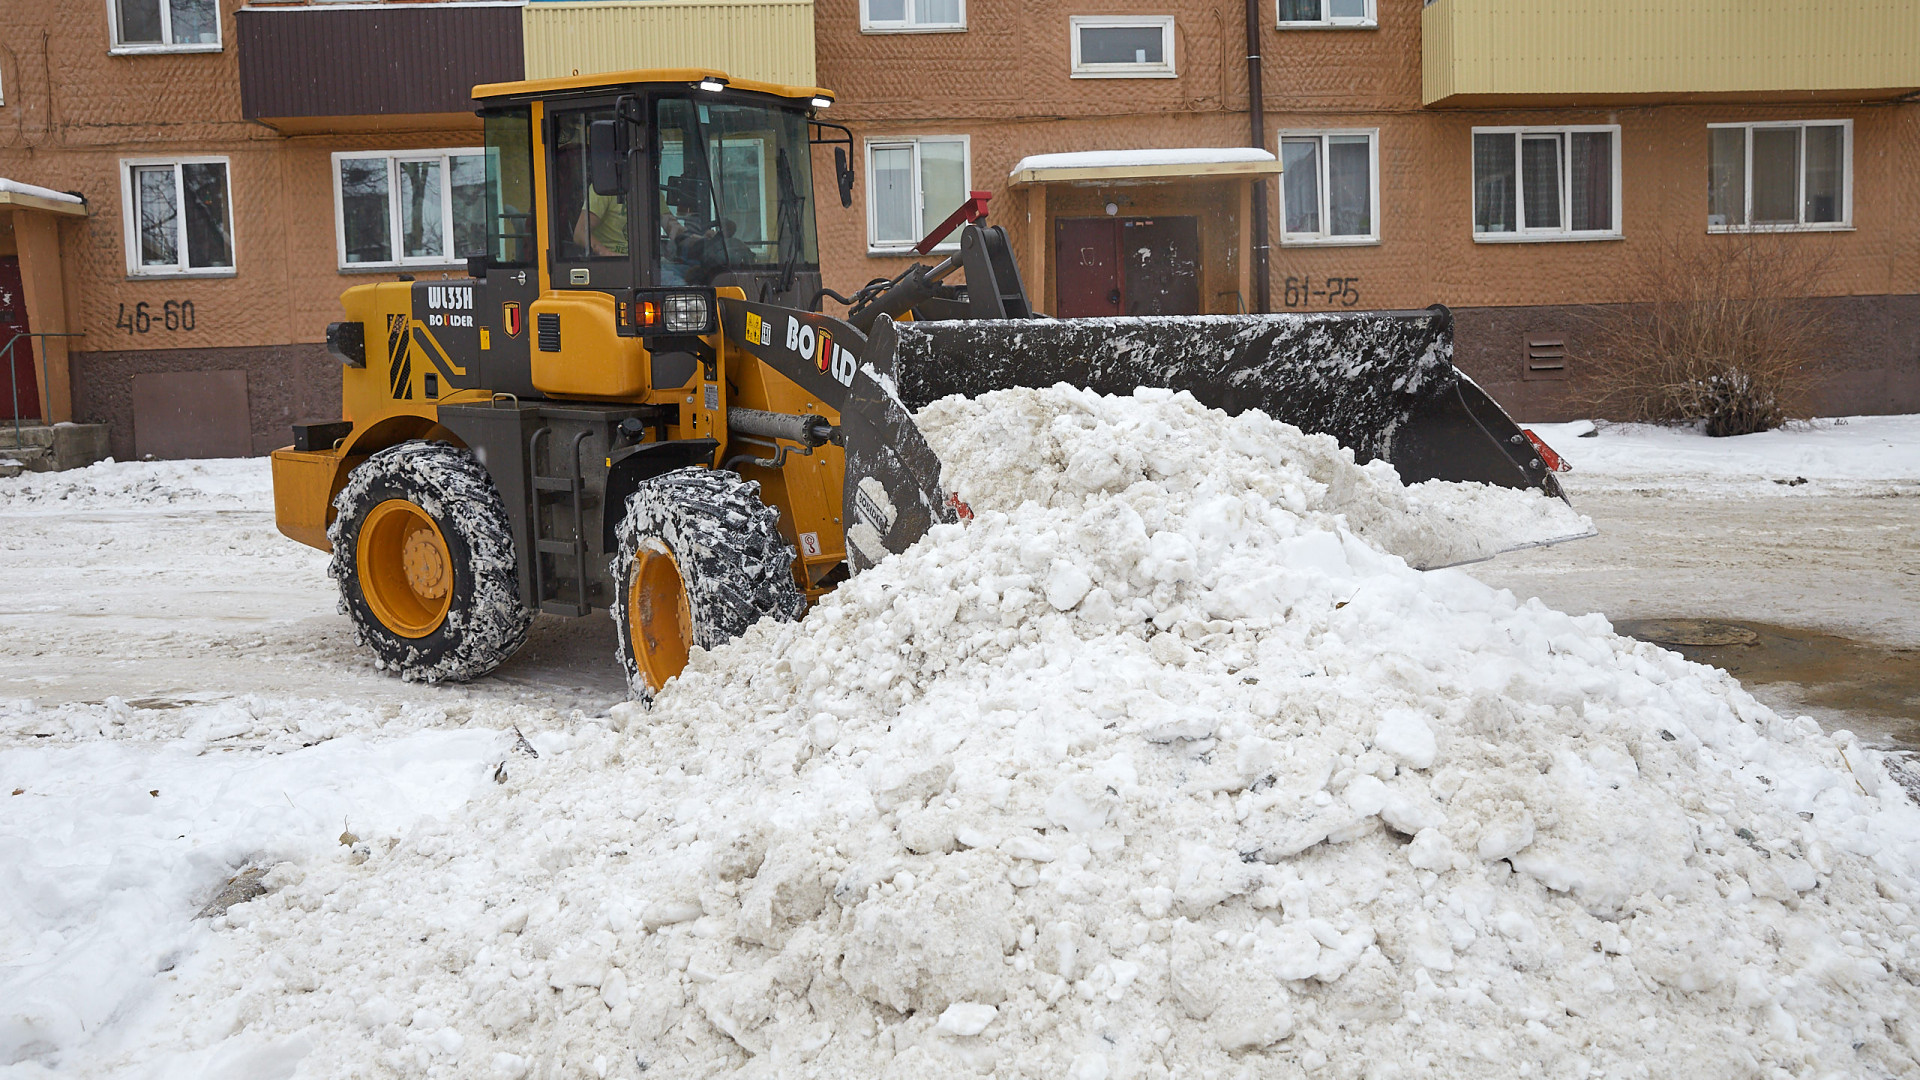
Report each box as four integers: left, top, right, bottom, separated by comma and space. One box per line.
654, 96, 818, 286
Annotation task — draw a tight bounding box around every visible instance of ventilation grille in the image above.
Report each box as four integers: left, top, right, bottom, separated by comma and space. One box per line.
537, 312, 561, 353
1524, 335, 1567, 380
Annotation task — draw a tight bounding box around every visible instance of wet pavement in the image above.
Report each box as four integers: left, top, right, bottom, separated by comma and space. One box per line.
1617, 619, 1920, 750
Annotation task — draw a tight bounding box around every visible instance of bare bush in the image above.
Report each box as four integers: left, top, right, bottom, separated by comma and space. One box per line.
1576, 235, 1832, 436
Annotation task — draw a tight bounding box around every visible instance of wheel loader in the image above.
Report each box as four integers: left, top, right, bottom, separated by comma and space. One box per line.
270, 68, 1570, 698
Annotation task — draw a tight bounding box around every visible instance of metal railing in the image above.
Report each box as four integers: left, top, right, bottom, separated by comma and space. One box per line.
3, 329, 83, 448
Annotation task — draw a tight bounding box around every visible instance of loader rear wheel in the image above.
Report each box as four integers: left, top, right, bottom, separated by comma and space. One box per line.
611, 467, 805, 701
329, 442, 534, 682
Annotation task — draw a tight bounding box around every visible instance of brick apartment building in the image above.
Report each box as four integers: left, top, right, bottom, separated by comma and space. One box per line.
0, 0, 1915, 460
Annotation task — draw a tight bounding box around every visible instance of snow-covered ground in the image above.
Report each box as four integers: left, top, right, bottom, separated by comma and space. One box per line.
1526, 414, 1920, 498
1475, 415, 1920, 683
3, 397, 1919, 1079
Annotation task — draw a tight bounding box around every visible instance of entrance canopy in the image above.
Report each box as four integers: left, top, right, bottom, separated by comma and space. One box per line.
1009, 147, 1280, 187
0, 178, 86, 217
2, 178, 88, 423
1007, 149, 1278, 318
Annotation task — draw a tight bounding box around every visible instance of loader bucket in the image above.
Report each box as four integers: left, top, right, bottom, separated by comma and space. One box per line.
883, 306, 1564, 498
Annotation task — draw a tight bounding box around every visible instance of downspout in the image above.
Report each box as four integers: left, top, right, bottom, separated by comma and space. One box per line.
1244, 0, 1272, 313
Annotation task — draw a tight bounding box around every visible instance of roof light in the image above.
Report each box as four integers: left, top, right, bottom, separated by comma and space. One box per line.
698, 77, 727, 93
810, 96, 833, 109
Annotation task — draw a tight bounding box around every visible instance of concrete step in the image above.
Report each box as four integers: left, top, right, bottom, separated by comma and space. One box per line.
0, 422, 111, 473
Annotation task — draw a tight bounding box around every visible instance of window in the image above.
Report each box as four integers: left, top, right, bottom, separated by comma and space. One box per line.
1071, 17, 1176, 78
333, 150, 487, 270
1279, 131, 1378, 245
120, 157, 233, 276
1277, 0, 1374, 28
1707, 121, 1850, 231
548, 109, 627, 263
865, 136, 970, 254
110, 0, 220, 53
1472, 126, 1619, 241
861, 0, 964, 33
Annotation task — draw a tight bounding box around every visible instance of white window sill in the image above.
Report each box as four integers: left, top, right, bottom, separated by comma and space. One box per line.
1280, 235, 1380, 248
109, 43, 223, 55
1276, 21, 1377, 29
1070, 69, 1177, 79
126, 268, 236, 279
860, 24, 967, 34
340, 264, 467, 275
1473, 232, 1623, 244
867, 245, 959, 257
1707, 223, 1854, 235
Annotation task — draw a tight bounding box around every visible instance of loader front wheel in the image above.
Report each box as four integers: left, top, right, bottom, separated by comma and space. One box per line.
329, 442, 534, 682
612, 467, 805, 701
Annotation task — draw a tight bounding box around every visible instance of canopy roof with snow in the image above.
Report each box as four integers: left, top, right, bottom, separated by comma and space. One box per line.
0, 178, 87, 216
1008, 147, 1280, 186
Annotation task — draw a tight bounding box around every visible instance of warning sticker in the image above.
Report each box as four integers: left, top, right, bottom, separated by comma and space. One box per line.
798, 531, 822, 557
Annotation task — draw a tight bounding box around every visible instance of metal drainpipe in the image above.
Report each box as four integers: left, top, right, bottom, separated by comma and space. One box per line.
1244, 0, 1272, 314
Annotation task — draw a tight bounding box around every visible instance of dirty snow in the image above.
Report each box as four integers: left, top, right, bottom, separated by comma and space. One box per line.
4, 389, 1919, 1078
1527, 414, 1920, 497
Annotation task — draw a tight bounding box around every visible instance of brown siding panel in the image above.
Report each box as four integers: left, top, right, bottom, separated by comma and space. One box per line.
237, 6, 524, 120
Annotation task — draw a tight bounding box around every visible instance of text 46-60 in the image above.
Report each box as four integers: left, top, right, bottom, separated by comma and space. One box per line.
115, 301, 196, 334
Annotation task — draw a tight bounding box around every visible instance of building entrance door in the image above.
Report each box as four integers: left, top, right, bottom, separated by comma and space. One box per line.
1053, 216, 1200, 318
0, 257, 40, 422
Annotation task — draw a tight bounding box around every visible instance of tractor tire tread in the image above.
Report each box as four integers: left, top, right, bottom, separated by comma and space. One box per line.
328, 441, 534, 683
611, 467, 805, 701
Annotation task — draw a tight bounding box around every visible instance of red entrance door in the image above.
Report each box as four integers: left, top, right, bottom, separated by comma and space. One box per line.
0, 257, 39, 422
1054, 218, 1122, 318
1053, 216, 1202, 318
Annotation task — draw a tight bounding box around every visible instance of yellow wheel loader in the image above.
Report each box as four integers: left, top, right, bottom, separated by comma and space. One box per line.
271, 68, 1568, 697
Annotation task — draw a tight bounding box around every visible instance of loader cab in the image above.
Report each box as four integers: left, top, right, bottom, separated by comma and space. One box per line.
472, 70, 832, 310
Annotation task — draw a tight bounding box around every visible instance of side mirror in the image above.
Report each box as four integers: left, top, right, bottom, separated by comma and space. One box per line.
589, 119, 625, 197
834, 147, 855, 209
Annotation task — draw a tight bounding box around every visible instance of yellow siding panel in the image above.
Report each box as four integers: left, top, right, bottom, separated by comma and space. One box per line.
1423, 0, 1920, 104
523, 0, 816, 88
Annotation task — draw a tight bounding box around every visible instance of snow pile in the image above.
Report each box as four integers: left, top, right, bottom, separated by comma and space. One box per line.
0, 457, 270, 512
31, 388, 1920, 1078
927, 387, 1591, 570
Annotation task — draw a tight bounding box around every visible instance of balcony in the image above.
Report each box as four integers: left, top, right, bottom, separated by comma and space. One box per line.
1422, 0, 1920, 107
522, 0, 815, 88
237, 3, 524, 132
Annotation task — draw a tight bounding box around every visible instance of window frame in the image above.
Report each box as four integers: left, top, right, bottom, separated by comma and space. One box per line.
106, 0, 223, 55
331, 148, 488, 273
1069, 16, 1177, 79
860, 0, 967, 34
118, 155, 237, 278
1275, 0, 1376, 30
863, 135, 972, 256
1706, 119, 1853, 233
1470, 124, 1622, 244
1277, 128, 1381, 247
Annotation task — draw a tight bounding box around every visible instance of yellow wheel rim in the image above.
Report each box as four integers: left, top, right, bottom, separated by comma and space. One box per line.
357, 499, 454, 639
628, 542, 693, 693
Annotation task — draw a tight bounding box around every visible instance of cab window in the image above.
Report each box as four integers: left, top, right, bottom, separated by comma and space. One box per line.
551, 107, 629, 260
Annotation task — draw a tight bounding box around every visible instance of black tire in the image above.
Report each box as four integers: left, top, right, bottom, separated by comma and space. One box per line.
611, 467, 805, 700
328, 442, 534, 682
